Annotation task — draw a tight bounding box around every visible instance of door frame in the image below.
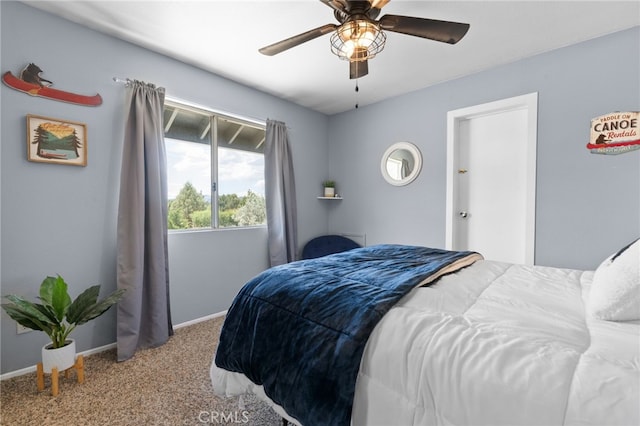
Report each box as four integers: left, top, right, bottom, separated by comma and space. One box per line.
445, 93, 538, 264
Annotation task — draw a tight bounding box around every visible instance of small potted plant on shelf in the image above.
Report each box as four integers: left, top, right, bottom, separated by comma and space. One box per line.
1, 275, 125, 374
322, 180, 336, 197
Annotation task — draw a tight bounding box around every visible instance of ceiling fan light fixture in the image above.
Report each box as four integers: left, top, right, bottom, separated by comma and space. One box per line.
330, 19, 386, 61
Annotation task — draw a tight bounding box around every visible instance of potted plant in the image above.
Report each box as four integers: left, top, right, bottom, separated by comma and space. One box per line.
322, 180, 336, 197
1, 275, 125, 373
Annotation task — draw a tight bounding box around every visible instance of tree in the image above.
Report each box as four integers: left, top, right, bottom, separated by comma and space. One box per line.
219, 193, 243, 211
234, 190, 266, 226
218, 193, 242, 227
33, 125, 47, 157
70, 129, 82, 157
167, 201, 185, 229
168, 182, 208, 229
219, 210, 239, 227
191, 208, 211, 228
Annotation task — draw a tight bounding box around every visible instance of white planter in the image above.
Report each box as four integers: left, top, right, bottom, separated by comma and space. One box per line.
42, 339, 76, 373
324, 187, 335, 197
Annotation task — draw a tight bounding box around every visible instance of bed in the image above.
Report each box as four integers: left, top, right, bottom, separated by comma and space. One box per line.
210, 242, 640, 426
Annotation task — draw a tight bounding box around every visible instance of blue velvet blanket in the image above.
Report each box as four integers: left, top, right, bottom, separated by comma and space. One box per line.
215, 244, 480, 426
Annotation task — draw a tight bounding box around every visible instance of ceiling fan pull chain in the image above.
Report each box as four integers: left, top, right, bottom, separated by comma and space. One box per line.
355, 80, 359, 109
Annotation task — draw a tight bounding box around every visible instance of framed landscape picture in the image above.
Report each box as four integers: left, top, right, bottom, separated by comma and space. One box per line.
26, 114, 87, 166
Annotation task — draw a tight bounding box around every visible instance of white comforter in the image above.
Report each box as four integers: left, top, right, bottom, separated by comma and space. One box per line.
211, 260, 640, 426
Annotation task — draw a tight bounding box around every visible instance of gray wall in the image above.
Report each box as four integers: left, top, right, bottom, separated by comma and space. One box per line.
0, 2, 329, 374
327, 27, 640, 270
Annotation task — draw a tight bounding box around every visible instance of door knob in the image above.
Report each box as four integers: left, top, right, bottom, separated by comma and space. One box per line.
459, 211, 469, 218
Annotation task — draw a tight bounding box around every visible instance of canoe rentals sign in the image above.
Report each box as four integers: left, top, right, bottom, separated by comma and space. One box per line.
587, 111, 639, 155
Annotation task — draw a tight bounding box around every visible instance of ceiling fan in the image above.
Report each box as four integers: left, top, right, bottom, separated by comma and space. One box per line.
259, 0, 470, 79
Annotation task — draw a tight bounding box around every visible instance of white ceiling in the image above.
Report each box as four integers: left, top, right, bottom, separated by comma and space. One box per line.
22, 1, 640, 115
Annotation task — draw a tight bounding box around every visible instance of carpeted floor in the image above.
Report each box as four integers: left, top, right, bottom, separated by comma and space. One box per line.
0, 317, 282, 425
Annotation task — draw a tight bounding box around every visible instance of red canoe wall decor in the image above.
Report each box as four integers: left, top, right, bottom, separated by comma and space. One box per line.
2, 65, 102, 107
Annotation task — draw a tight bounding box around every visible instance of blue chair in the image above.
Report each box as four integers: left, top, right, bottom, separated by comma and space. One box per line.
301, 235, 361, 259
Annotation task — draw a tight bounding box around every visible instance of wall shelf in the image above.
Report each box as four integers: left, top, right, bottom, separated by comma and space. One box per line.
317, 197, 343, 200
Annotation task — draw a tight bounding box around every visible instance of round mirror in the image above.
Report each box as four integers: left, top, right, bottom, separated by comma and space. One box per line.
380, 142, 422, 186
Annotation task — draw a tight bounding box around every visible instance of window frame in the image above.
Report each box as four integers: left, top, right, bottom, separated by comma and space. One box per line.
164, 97, 267, 232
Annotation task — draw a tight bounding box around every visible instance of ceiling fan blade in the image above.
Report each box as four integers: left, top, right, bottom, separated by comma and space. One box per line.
369, 0, 390, 10
350, 60, 369, 79
320, 0, 347, 13
379, 15, 470, 44
367, 0, 389, 19
259, 24, 338, 56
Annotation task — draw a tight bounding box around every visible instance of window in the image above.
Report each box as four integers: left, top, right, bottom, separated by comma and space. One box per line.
164, 100, 266, 230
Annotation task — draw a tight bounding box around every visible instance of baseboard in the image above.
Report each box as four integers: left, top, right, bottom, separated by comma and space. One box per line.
0, 310, 227, 381
173, 310, 227, 330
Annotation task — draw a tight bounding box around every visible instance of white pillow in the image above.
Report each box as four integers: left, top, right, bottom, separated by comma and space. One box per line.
588, 238, 640, 321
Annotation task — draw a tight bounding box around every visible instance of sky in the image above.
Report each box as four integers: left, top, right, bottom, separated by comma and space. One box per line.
166, 138, 265, 200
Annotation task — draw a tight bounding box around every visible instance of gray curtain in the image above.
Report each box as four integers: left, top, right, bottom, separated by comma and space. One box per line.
116, 80, 173, 362
265, 120, 298, 266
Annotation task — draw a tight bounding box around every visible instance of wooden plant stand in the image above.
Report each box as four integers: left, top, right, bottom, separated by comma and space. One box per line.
36, 355, 84, 396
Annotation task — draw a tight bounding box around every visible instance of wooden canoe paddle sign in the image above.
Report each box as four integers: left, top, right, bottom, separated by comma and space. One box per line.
2, 63, 102, 106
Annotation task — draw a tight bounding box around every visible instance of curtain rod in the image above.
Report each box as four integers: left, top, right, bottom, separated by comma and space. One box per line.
113, 77, 132, 85
114, 77, 288, 129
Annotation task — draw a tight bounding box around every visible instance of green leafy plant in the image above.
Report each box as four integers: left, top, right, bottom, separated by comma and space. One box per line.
1, 275, 125, 349
322, 180, 336, 188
